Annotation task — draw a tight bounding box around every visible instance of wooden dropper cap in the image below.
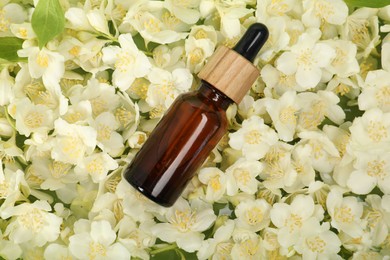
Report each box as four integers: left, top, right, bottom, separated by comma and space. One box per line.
198, 23, 269, 104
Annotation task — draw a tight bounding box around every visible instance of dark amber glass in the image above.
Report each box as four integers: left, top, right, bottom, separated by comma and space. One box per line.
123, 81, 233, 207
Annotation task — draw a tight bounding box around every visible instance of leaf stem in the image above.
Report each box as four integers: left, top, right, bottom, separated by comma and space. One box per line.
150, 243, 178, 255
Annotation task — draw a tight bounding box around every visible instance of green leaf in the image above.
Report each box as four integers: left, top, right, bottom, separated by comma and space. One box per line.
31, 0, 65, 48
344, 0, 390, 8
0, 37, 24, 62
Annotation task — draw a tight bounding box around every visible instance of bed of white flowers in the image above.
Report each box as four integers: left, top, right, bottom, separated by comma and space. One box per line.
1, 0, 390, 259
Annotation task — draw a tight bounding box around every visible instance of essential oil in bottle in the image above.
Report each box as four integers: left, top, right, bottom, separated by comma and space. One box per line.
124, 23, 269, 207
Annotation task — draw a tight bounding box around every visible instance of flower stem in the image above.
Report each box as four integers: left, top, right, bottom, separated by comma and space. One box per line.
150, 243, 178, 255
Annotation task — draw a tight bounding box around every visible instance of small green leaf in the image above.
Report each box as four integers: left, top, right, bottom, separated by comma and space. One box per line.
344, 0, 390, 8
0, 37, 24, 62
31, 0, 65, 48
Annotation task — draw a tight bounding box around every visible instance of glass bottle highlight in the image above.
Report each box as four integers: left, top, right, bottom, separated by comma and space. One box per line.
124, 23, 269, 207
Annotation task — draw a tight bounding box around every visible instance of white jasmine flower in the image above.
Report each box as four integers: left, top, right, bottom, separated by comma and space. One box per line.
115, 92, 140, 140
257, 17, 290, 62
197, 219, 235, 260
297, 91, 345, 131
70, 78, 121, 117
116, 216, 156, 260
127, 131, 147, 148
359, 70, 390, 112
231, 235, 264, 259
63, 100, 93, 125
302, 0, 348, 28
325, 39, 360, 78
0, 68, 14, 106
341, 8, 380, 58
164, 0, 201, 24
51, 118, 97, 165
189, 25, 218, 45
200, 0, 254, 38
0, 3, 27, 37
151, 198, 216, 252
91, 111, 124, 156
327, 187, 365, 238
74, 152, 118, 183
256, 0, 297, 20
0, 230, 21, 260
125, 2, 188, 44
10, 22, 36, 40
261, 64, 303, 96
69, 219, 130, 260
276, 30, 336, 89
86, 9, 111, 36
364, 195, 390, 246
289, 143, 316, 189
65, 7, 95, 32
298, 130, 340, 173
44, 243, 73, 260
152, 44, 184, 69
348, 108, 390, 152
260, 143, 297, 191
102, 33, 151, 91
185, 36, 215, 73
18, 47, 65, 88
0, 169, 25, 213
265, 91, 300, 142
198, 167, 227, 202
235, 199, 271, 232
270, 195, 319, 248
146, 67, 193, 109
117, 179, 167, 222
294, 218, 341, 259
229, 115, 278, 160
12, 97, 54, 137
2, 200, 62, 247
29, 156, 79, 195
347, 151, 390, 195
225, 158, 263, 196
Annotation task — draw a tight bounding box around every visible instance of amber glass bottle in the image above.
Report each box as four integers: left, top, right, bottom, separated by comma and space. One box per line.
124, 23, 269, 207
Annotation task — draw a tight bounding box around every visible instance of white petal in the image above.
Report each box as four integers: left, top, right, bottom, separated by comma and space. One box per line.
90, 221, 116, 245
276, 52, 297, 75
296, 66, 322, 89
347, 171, 377, 195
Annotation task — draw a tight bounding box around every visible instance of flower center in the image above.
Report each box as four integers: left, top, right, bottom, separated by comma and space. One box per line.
0, 182, 10, 199
189, 48, 204, 65
88, 242, 107, 260
50, 161, 72, 178
334, 206, 354, 223
239, 239, 259, 256
162, 11, 180, 28
209, 176, 221, 192
279, 106, 297, 125
233, 168, 251, 185
245, 207, 264, 226
24, 111, 44, 129
297, 48, 314, 68
115, 51, 135, 72
366, 209, 382, 229
306, 235, 326, 253
36, 52, 49, 68
367, 121, 388, 142
244, 130, 262, 145
285, 213, 302, 233
375, 86, 390, 109
367, 160, 386, 180
194, 29, 208, 39
18, 208, 44, 232
171, 209, 196, 232
86, 159, 105, 175
315, 1, 335, 20
115, 107, 133, 127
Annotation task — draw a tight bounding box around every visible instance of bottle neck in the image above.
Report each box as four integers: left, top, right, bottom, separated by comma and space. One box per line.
198, 80, 234, 110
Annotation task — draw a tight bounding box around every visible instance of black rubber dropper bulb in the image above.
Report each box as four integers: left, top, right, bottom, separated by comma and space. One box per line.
233, 23, 269, 62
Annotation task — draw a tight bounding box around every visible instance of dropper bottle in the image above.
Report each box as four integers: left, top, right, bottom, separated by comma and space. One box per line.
124, 23, 269, 207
